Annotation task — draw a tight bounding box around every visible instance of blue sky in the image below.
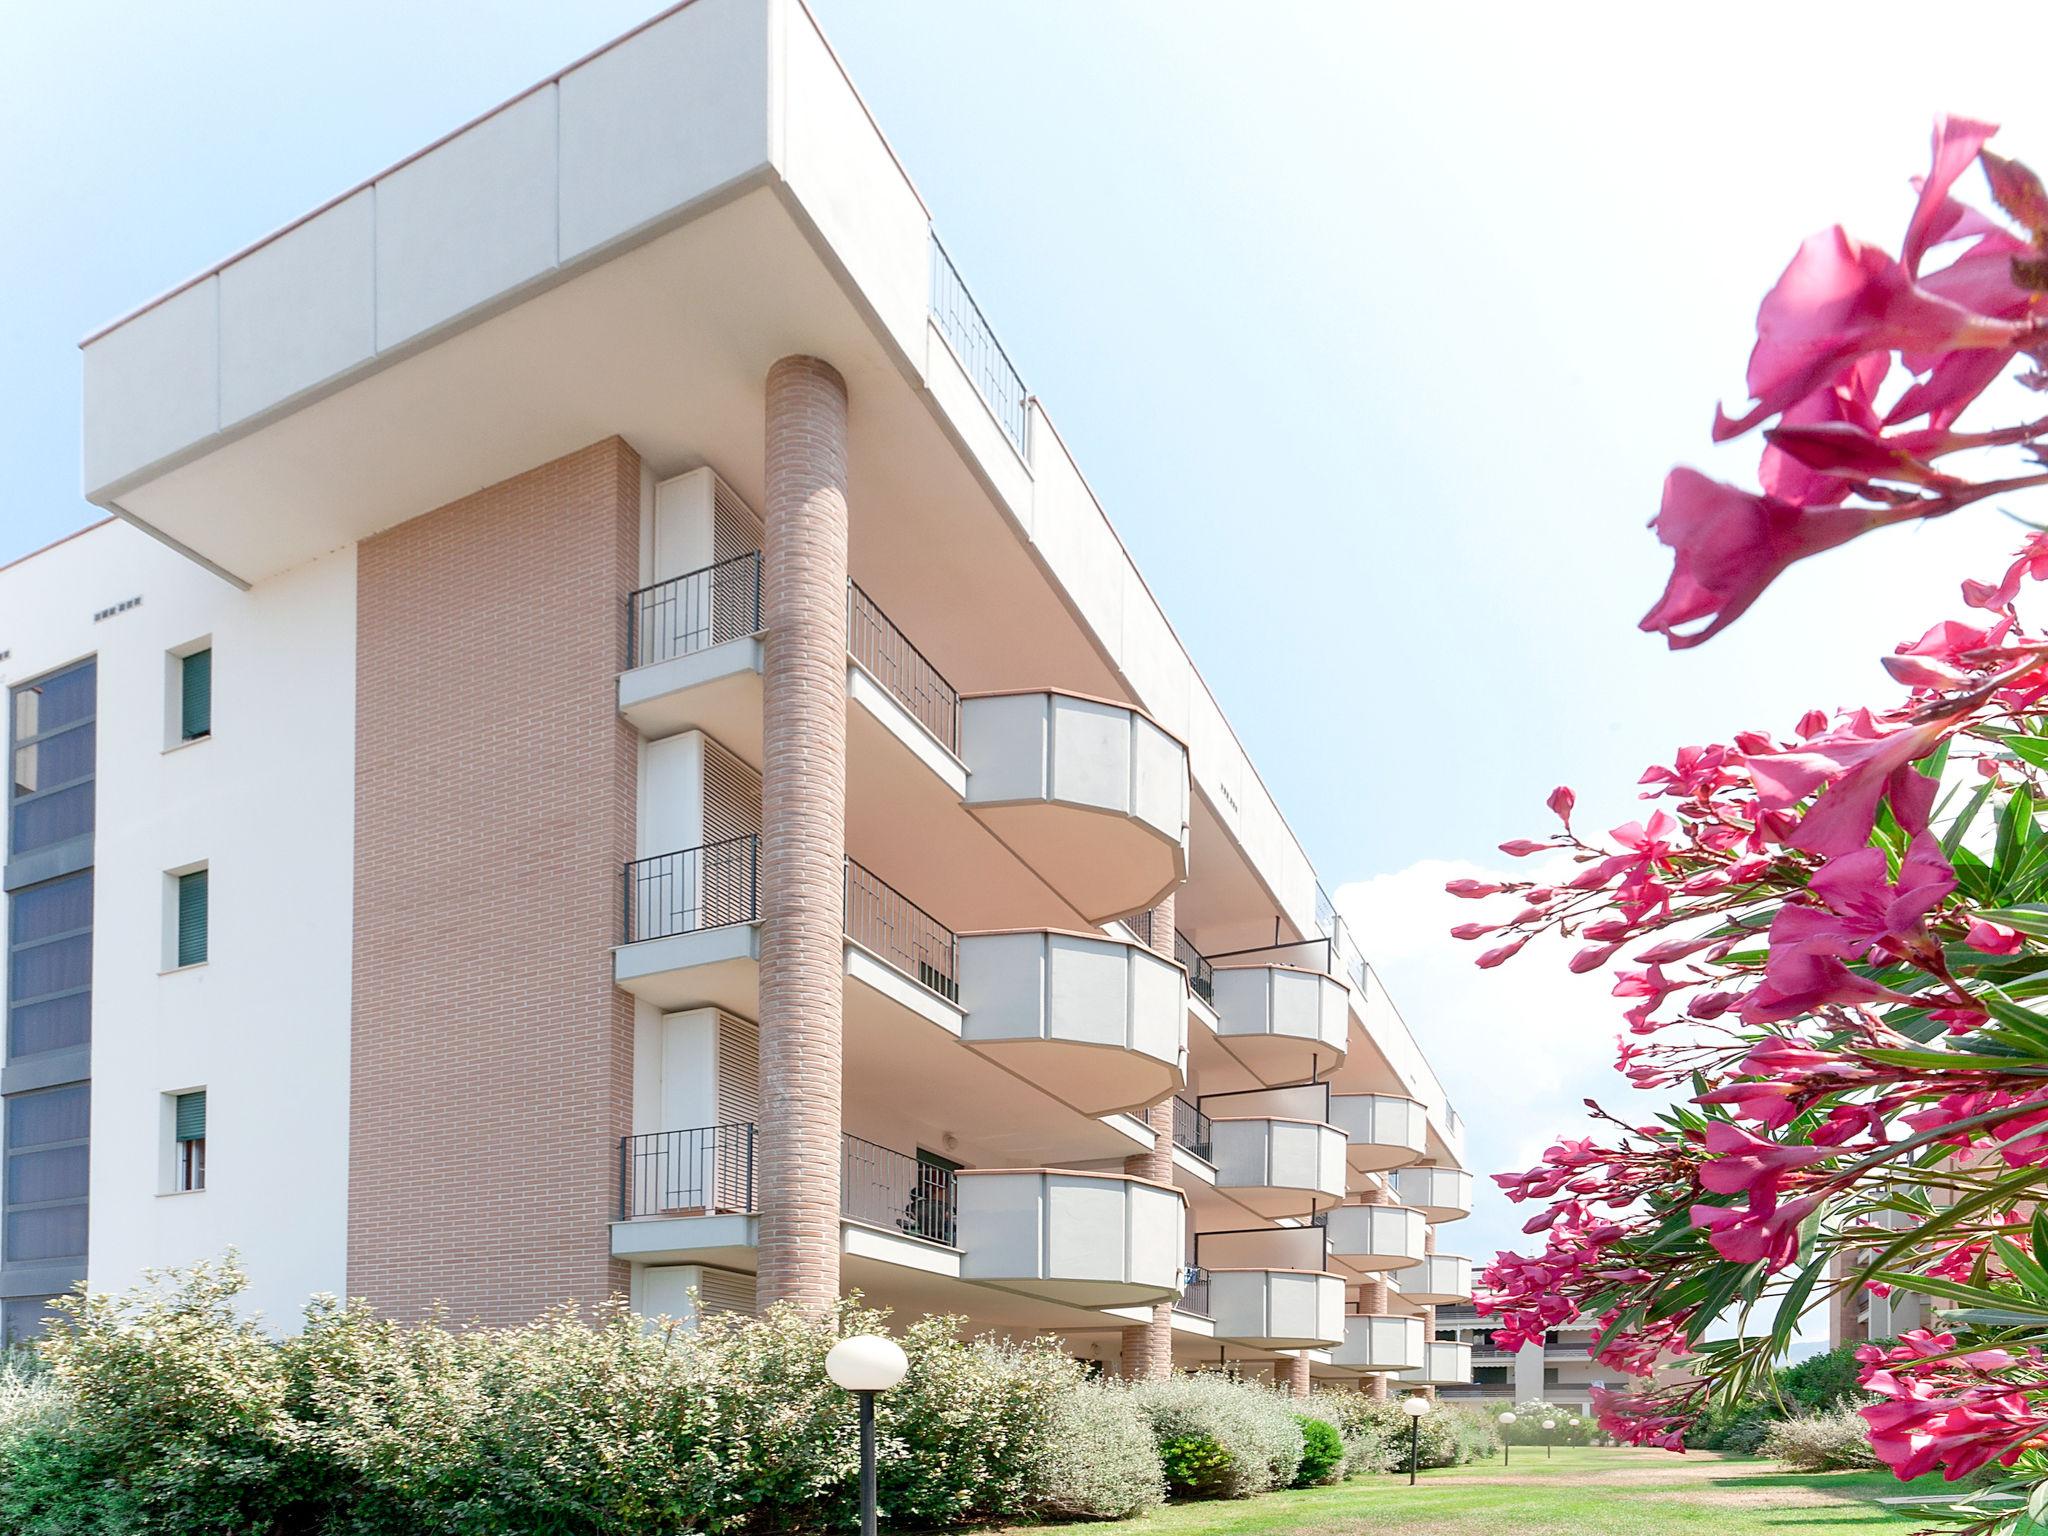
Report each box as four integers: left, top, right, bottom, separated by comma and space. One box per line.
7, 1, 2048, 1293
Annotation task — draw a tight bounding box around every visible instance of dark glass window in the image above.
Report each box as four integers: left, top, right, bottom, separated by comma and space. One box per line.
7, 872, 91, 1060
2, 1083, 88, 1266
0, 1295, 58, 1345
9, 660, 96, 862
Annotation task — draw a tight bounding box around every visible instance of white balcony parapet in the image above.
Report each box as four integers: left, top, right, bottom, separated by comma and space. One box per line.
1205, 1268, 1345, 1350
1389, 1165, 1474, 1222
1328, 1313, 1425, 1373
1208, 965, 1348, 1084
959, 690, 1189, 923
1397, 1254, 1473, 1305
957, 931, 1186, 1116
1398, 1340, 1475, 1386
955, 1168, 1185, 1308
1208, 1117, 1347, 1210
1321, 1203, 1426, 1273
1327, 1094, 1428, 1174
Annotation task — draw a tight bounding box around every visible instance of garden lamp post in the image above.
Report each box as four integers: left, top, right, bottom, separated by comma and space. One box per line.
1543, 1418, 1556, 1459
1401, 1394, 1430, 1485
826, 1334, 909, 1536
1498, 1410, 1517, 1467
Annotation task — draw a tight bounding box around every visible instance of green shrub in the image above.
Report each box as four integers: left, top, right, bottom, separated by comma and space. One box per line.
1776, 1343, 1879, 1413
1292, 1415, 1345, 1486
5, 1258, 1167, 1533
1158, 1433, 1236, 1498
1761, 1408, 1881, 1471
1303, 1392, 1498, 1473
1126, 1373, 1304, 1498
1027, 1381, 1163, 1519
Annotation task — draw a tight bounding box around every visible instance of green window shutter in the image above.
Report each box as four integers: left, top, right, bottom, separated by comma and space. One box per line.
180, 649, 212, 739
177, 870, 208, 967
174, 1091, 206, 1143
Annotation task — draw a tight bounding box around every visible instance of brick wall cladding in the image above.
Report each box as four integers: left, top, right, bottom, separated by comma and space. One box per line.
756, 357, 850, 1313
1121, 891, 1177, 1380
349, 438, 641, 1323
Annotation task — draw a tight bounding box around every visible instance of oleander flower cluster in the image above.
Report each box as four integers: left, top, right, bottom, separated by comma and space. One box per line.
1467, 117, 2048, 1531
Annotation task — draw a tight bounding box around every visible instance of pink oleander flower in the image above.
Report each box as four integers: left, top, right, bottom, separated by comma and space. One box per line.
1590, 1386, 1692, 1452
1964, 530, 2048, 612
1444, 878, 1504, 899
1713, 224, 2031, 444
1640, 471, 1895, 649
1695, 1122, 1830, 1202
1737, 949, 1921, 1024
1743, 709, 1948, 857
1965, 917, 2025, 955
1765, 836, 1955, 975
1861, 1377, 2048, 1482
1690, 1193, 1821, 1269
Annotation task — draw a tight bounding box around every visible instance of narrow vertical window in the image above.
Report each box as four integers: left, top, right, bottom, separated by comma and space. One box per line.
176, 869, 208, 967
179, 649, 211, 740
174, 1091, 206, 1192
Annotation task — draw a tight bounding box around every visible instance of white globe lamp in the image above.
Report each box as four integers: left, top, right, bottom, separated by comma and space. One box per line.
827, 1335, 909, 1536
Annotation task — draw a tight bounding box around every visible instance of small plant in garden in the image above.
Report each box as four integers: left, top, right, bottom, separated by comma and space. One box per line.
1459, 115, 2048, 1534
1292, 1415, 1346, 1486
1158, 1433, 1236, 1498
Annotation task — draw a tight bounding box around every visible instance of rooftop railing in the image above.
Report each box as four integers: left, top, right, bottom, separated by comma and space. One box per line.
1174, 931, 1214, 1003
1172, 1096, 1212, 1163
843, 857, 959, 1002
842, 1133, 957, 1246
620, 1122, 957, 1248
619, 1122, 755, 1219
622, 835, 759, 943
847, 581, 960, 753
626, 551, 761, 668
929, 234, 1031, 456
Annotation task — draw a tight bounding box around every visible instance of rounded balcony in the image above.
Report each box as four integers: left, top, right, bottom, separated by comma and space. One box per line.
957, 931, 1187, 1116
959, 691, 1189, 923
1398, 1254, 1473, 1306
955, 1168, 1186, 1308
1321, 1202, 1426, 1274
1208, 1116, 1347, 1218
1208, 965, 1348, 1084
1206, 1268, 1345, 1350
1389, 1165, 1473, 1222
1326, 1094, 1427, 1174
1328, 1312, 1425, 1373
1398, 1340, 1474, 1386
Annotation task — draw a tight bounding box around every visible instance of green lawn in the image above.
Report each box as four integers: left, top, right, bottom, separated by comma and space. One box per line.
990, 1446, 1955, 1535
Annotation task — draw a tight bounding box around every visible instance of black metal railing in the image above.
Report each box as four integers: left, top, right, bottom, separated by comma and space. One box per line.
842, 1133, 957, 1246
930, 234, 1031, 455
847, 582, 961, 753
1126, 908, 1156, 948
1178, 1265, 1211, 1317
1172, 1097, 1213, 1162
623, 835, 759, 943
626, 551, 762, 669
619, 1123, 756, 1219
844, 858, 959, 1002
1174, 931, 1214, 1003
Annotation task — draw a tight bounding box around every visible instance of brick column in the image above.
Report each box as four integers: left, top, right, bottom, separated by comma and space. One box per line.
756, 356, 850, 1314
1418, 1223, 1438, 1400
1121, 893, 1178, 1379
1284, 1352, 1313, 1399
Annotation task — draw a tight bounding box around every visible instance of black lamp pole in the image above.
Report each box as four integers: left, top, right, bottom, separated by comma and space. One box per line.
859, 1390, 878, 1536
1409, 1414, 1420, 1486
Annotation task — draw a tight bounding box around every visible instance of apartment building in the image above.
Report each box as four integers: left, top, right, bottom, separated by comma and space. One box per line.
1433, 1306, 1603, 1415
1, 0, 1473, 1395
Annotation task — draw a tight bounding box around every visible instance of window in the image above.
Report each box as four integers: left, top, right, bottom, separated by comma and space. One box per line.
172, 868, 208, 969
173, 1091, 205, 1192
178, 648, 211, 741
7, 871, 91, 1059
1, 1295, 57, 1345
9, 660, 95, 860
3, 1083, 88, 1263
